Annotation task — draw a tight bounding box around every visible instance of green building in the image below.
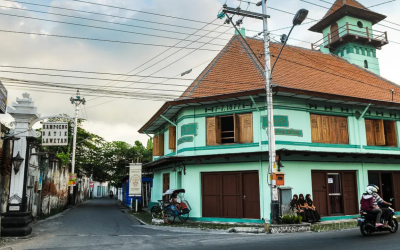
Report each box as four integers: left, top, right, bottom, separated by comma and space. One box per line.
139, 1, 400, 223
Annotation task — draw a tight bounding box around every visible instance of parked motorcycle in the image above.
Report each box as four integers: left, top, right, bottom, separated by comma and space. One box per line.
358, 198, 398, 236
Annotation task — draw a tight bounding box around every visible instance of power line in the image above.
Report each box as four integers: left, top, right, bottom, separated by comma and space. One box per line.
0, 4, 231, 42
88, 18, 225, 95
71, 0, 224, 26
2, 0, 233, 35
88, 22, 233, 103
0, 12, 228, 47
0, 29, 222, 51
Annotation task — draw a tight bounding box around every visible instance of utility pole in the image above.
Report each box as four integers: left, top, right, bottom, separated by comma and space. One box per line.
69, 90, 86, 204
222, 2, 308, 227
260, 0, 280, 227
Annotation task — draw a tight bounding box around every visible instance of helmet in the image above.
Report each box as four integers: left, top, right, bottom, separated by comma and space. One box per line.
368, 184, 379, 192
366, 185, 378, 195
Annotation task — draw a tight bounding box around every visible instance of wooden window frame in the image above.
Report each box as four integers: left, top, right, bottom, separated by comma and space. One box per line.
206, 113, 253, 146
365, 119, 398, 147
310, 114, 349, 144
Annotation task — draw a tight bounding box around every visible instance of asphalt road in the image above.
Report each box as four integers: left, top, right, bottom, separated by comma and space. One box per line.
2, 198, 400, 250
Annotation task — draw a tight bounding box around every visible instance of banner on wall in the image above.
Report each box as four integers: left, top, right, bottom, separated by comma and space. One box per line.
129, 163, 142, 196
68, 173, 76, 186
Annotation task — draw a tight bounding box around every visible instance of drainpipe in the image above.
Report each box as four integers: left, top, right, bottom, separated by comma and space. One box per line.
250, 96, 262, 150
160, 115, 178, 156
357, 104, 371, 152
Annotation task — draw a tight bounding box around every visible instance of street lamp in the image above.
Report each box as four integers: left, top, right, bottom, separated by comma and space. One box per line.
12, 152, 24, 174
271, 9, 309, 73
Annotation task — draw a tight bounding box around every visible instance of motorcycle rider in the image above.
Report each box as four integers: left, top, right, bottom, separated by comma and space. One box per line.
363, 185, 383, 227
368, 184, 393, 228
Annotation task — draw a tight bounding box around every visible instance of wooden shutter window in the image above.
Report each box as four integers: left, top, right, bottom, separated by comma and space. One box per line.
338, 117, 349, 144
238, 113, 253, 143
321, 115, 330, 143
374, 119, 386, 146
206, 117, 221, 145
153, 135, 159, 156
310, 114, 322, 143
365, 119, 375, 146
158, 133, 165, 156
168, 126, 176, 150
329, 116, 339, 144
311, 114, 348, 144
384, 120, 397, 146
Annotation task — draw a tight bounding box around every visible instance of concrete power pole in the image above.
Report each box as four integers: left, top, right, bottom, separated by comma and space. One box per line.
260, 0, 279, 226
69, 90, 85, 204
222, 1, 278, 225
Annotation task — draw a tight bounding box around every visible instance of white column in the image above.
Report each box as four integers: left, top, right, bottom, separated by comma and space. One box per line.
7, 93, 39, 212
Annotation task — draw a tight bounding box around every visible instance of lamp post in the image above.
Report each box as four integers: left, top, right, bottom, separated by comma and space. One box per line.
69, 90, 86, 205
256, 1, 308, 225
12, 152, 24, 175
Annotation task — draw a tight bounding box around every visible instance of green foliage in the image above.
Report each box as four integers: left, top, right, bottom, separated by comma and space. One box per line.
279, 214, 302, 224
35, 114, 153, 184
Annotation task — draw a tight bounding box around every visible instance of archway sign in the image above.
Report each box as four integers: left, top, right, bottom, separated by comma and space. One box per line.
29, 115, 74, 146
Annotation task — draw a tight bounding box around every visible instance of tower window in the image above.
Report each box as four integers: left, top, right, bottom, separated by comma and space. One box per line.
367, 50, 371, 57
364, 60, 368, 69
355, 47, 360, 54
357, 21, 364, 28
361, 48, 365, 56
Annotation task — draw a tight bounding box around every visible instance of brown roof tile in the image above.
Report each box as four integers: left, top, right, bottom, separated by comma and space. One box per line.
180, 35, 400, 103
323, 0, 367, 18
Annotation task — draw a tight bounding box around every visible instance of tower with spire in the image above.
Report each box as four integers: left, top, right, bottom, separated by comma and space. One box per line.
310, 0, 388, 75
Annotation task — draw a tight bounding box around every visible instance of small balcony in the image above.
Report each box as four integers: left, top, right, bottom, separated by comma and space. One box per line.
311, 22, 388, 51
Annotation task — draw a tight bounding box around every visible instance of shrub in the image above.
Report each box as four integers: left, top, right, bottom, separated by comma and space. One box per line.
279, 214, 302, 224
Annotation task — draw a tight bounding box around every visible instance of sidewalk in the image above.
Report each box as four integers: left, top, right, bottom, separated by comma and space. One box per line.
129, 208, 364, 234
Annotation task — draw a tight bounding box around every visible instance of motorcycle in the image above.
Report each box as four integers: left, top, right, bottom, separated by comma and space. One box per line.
110, 192, 114, 198
358, 198, 398, 236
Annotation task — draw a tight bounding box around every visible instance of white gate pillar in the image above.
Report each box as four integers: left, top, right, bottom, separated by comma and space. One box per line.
1, 93, 39, 237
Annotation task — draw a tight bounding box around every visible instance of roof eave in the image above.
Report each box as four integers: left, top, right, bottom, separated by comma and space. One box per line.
138, 89, 265, 134
309, 5, 386, 33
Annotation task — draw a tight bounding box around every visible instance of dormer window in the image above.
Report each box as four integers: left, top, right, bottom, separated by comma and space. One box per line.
357, 21, 364, 28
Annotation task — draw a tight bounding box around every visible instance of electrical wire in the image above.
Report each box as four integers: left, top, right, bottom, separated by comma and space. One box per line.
0, 4, 231, 41
0, 29, 222, 51
0, 12, 228, 46
71, 0, 224, 26
2, 0, 232, 35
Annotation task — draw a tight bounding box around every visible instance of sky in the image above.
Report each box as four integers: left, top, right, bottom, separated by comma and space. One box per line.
0, 0, 399, 146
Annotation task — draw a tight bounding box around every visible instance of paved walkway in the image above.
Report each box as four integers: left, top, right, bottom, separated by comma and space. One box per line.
1, 198, 400, 250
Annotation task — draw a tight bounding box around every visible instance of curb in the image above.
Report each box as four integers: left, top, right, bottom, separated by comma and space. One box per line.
130, 214, 149, 225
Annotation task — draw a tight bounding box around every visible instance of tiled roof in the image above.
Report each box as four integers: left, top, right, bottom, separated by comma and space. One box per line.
180, 35, 400, 103
323, 0, 368, 18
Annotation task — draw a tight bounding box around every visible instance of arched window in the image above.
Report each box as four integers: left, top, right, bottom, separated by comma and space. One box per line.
364, 60, 368, 69
357, 21, 364, 28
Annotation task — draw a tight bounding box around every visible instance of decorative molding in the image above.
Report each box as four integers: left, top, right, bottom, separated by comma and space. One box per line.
262, 115, 289, 128
178, 136, 194, 145
8, 194, 22, 203
275, 129, 303, 137
181, 123, 197, 136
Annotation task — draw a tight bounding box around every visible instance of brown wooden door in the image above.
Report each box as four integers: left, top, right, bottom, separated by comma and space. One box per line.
202, 173, 221, 217
202, 171, 259, 219
222, 173, 241, 218
384, 120, 397, 146
163, 173, 170, 201
374, 119, 386, 145
312, 172, 329, 216
330, 23, 339, 43
242, 172, 260, 219
393, 172, 400, 211
206, 117, 221, 145
343, 172, 358, 215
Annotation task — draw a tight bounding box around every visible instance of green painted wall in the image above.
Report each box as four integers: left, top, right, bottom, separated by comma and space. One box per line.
153, 97, 400, 161
151, 158, 400, 221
